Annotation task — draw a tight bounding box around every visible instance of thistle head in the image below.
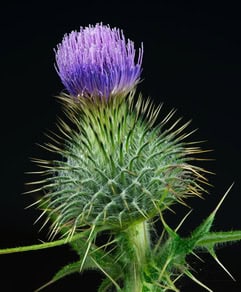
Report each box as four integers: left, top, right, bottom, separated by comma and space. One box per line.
55, 23, 143, 99
30, 24, 208, 239
33, 94, 208, 239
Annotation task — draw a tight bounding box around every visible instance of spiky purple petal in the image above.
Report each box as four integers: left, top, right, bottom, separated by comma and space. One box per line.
55, 23, 143, 98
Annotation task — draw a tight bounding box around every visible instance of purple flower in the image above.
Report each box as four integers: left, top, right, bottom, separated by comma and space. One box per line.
55, 23, 143, 98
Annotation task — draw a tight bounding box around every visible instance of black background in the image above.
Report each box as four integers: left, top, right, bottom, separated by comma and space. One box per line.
0, 2, 240, 291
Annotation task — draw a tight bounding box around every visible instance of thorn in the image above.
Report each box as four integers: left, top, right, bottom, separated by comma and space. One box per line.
175, 209, 193, 232
121, 192, 130, 211
118, 211, 124, 228
90, 257, 121, 291
133, 202, 148, 219
22, 188, 43, 195
87, 225, 96, 242
33, 210, 48, 225
191, 251, 204, 262
24, 200, 41, 209
80, 240, 92, 272
212, 183, 234, 216
185, 270, 213, 292
38, 217, 51, 232
65, 224, 77, 242
157, 256, 172, 282
209, 249, 235, 281
160, 109, 177, 125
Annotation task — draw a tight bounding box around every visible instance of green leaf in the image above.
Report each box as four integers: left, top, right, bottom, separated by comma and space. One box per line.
35, 247, 123, 292
35, 261, 82, 292
191, 184, 234, 244
98, 277, 113, 292
196, 230, 241, 247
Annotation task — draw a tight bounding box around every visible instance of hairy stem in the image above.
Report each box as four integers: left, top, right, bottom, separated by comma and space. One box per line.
123, 221, 150, 292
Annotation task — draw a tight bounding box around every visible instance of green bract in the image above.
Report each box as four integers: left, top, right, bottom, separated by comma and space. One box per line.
33, 92, 206, 239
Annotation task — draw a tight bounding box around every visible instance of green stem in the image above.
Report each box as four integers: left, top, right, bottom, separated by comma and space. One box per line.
0, 232, 85, 255
123, 221, 150, 292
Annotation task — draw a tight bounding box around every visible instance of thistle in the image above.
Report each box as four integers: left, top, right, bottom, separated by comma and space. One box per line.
0, 23, 241, 292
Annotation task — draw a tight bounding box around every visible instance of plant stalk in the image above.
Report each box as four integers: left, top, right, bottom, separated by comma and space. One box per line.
123, 221, 150, 292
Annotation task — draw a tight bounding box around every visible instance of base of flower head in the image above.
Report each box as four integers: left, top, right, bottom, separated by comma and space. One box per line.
28, 91, 209, 238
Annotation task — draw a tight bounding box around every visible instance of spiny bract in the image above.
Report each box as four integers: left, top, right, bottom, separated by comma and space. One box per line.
31, 92, 207, 238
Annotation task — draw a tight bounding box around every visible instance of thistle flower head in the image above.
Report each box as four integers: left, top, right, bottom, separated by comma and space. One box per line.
55, 23, 143, 98
30, 24, 208, 240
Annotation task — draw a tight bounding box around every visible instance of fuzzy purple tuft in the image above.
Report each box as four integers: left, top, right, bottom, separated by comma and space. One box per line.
55, 23, 143, 98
